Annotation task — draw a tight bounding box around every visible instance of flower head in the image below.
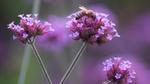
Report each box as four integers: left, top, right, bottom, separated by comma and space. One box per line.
8, 14, 54, 43
103, 57, 136, 84
66, 6, 120, 44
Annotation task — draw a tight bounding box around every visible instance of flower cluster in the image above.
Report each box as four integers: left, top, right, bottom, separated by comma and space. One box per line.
66, 6, 120, 44
103, 57, 136, 84
8, 14, 54, 43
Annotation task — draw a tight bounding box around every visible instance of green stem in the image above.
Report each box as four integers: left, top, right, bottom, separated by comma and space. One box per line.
17, 0, 41, 84
17, 45, 31, 84
32, 0, 41, 14
30, 43, 52, 84
59, 42, 87, 84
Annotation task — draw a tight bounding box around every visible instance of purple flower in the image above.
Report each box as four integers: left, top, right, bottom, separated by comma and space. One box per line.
80, 55, 150, 84
103, 57, 136, 84
8, 14, 54, 43
37, 16, 70, 53
66, 6, 120, 44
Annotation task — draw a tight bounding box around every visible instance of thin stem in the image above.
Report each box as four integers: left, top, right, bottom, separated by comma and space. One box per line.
30, 43, 52, 84
17, 45, 31, 84
32, 0, 41, 14
59, 42, 87, 84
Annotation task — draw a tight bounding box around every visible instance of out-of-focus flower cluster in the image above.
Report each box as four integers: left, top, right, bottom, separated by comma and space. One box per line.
37, 16, 70, 53
66, 6, 120, 44
89, 4, 117, 23
103, 57, 136, 84
8, 14, 54, 43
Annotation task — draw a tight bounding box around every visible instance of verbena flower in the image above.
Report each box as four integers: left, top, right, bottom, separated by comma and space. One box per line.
66, 6, 120, 44
8, 14, 54, 43
103, 57, 136, 84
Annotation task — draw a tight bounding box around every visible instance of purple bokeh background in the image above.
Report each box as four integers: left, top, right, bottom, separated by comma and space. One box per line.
1, 0, 150, 84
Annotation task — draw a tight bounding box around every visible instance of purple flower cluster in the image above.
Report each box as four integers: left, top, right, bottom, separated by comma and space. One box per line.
8, 14, 54, 43
66, 6, 120, 44
103, 57, 136, 84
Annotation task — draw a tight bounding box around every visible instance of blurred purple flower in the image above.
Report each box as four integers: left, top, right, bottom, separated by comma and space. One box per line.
8, 14, 54, 43
108, 12, 150, 54
66, 6, 120, 44
89, 4, 117, 24
37, 16, 70, 53
125, 12, 150, 44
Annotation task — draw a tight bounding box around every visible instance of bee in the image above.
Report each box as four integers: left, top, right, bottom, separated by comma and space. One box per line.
79, 6, 92, 14
75, 11, 85, 20
74, 6, 96, 20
